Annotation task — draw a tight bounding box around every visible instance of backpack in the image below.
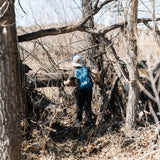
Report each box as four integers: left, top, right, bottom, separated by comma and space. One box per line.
75, 66, 93, 91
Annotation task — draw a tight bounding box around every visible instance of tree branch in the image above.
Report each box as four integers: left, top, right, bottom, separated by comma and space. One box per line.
18, 0, 115, 42
98, 18, 160, 35
18, 17, 160, 43
92, 0, 114, 15
28, 72, 69, 88
18, 24, 85, 42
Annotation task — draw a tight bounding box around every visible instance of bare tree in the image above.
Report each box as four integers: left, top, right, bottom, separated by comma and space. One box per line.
81, 0, 97, 67
125, 0, 139, 129
0, 0, 22, 159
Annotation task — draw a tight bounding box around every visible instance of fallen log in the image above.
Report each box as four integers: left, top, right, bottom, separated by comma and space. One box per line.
28, 72, 69, 88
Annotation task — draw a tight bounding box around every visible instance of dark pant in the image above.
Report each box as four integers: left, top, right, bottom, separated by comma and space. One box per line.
74, 90, 92, 124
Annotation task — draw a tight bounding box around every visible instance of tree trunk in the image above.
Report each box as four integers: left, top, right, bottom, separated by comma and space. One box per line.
81, 0, 103, 126
81, 0, 97, 67
126, 0, 139, 129
150, 0, 160, 46
0, 1, 22, 159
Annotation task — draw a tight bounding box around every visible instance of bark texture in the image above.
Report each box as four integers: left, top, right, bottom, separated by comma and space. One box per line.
126, 0, 139, 129
0, 0, 22, 159
82, 0, 97, 67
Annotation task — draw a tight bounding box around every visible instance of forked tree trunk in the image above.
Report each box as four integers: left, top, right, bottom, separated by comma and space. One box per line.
0, 0, 22, 159
126, 0, 139, 129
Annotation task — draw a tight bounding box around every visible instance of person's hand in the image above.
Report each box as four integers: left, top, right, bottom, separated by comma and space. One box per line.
91, 69, 100, 82
64, 79, 72, 86
64, 81, 67, 85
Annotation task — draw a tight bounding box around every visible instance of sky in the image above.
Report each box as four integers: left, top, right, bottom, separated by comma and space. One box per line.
15, 0, 82, 27
15, 0, 122, 27
15, 0, 160, 27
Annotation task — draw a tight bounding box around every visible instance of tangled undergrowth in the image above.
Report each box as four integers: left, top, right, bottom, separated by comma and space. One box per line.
21, 91, 160, 160
20, 59, 160, 159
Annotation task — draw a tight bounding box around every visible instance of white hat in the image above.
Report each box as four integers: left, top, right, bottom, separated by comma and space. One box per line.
72, 55, 83, 67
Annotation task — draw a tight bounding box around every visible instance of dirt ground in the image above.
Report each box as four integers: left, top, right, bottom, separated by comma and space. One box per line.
21, 97, 160, 160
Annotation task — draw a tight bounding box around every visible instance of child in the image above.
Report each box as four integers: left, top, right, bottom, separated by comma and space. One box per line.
64, 54, 100, 128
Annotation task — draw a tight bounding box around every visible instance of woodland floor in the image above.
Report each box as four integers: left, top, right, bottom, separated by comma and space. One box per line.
21, 93, 160, 160
18, 25, 160, 160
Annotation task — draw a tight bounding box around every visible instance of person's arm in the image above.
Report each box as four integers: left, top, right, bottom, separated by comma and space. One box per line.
64, 79, 73, 86
64, 70, 75, 86
91, 69, 100, 82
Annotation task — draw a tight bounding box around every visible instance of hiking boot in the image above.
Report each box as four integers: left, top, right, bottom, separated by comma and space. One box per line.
75, 119, 82, 126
